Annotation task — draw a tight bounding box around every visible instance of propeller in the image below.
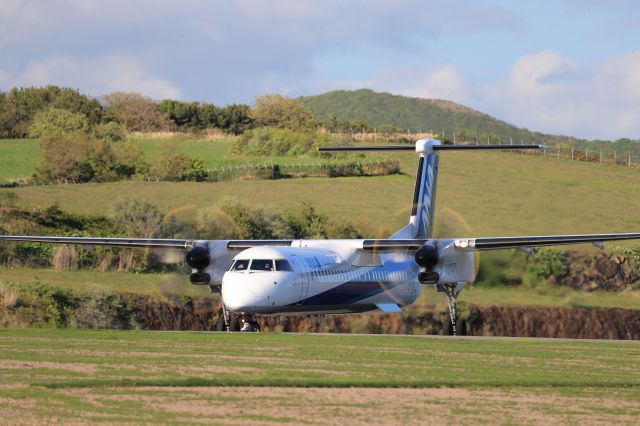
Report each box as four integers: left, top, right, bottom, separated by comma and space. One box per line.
415, 207, 480, 285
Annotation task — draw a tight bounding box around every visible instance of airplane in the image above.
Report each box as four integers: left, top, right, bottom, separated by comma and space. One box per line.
3, 138, 640, 334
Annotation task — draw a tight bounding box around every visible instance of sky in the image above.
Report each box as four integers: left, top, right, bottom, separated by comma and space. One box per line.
1, 0, 639, 140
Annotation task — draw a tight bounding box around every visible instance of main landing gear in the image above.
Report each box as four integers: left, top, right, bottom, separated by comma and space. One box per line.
436, 282, 467, 336
215, 304, 260, 332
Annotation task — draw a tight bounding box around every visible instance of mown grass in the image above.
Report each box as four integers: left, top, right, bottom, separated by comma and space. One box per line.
0, 138, 39, 181
0, 329, 638, 423
1, 329, 638, 388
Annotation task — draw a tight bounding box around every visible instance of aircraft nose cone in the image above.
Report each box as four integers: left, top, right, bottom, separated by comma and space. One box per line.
221, 273, 256, 312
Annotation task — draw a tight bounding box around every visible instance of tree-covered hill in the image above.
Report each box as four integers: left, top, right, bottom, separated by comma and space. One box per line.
300, 89, 579, 145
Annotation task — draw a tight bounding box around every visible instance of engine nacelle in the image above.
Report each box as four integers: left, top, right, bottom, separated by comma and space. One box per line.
431, 239, 475, 284
186, 241, 238, 286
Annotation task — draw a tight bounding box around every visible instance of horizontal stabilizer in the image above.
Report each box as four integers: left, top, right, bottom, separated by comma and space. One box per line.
376, 303, 402, 313
319, 144, 542, 152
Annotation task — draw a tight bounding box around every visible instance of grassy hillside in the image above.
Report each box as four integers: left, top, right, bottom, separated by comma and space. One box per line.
1, 329, 638, 424
0, 139, 39, 181
0, 137, 323, 183
300, 89, 579, 145
4, 149, 640, 238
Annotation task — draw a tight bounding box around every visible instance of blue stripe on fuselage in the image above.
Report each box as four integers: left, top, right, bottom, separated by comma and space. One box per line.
295, 281, 391, 306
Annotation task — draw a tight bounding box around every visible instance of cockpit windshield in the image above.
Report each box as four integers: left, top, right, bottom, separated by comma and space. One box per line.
251, 259, 274, 271
275, 259, 293, 271
229, 258, 293, 272
230, 259, 250, 271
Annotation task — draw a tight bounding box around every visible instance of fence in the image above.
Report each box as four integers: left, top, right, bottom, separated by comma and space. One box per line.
334, 129, 640, 169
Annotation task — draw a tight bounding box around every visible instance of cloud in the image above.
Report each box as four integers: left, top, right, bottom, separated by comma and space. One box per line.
365, 50, 640, 139
2, 54, 181, 99
482, 50, 640, 139
401, 65, 472, 104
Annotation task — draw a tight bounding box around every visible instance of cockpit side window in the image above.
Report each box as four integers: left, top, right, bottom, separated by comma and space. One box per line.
275, 259, 293, 271
230, 259, 250, 271
250, 259, 274, 271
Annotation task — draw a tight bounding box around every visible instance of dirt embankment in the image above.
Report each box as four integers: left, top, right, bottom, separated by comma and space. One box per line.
2, 287, 638, 339
555, 252, 640, 291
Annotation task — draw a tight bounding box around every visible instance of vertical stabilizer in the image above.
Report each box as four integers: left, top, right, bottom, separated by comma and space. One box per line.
390, 139, 440, 239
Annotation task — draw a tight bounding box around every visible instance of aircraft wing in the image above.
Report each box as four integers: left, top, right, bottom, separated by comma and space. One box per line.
0, 235, 194, 249
0, 236, 293, 250
362, 232, 640, 251
452, 233, 640, 250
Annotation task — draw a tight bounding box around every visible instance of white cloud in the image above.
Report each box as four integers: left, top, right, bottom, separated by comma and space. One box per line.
481, 50, 640, 139
401, 65, 472, 104
3, 54, 181, 99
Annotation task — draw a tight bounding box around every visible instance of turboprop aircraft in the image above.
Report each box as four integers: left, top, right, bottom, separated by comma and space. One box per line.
3, 139, 640, 334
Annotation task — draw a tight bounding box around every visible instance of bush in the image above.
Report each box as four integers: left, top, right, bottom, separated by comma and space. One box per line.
251, 94, 318, 131
234, 127, 330, 157
34, 133, 144, 182
103, 92, 174, 132
197, 201, 286, 240
93, 121, 127, 142
28, 107, 89, 138
0, 86, 102, 138
152, 149, 208, 181
524, 248, 569, 287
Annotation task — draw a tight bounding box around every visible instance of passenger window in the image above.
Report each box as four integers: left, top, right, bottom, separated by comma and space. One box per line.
231, 259, 249, 271
251, 259, 274, 271
275, 259, 293, 271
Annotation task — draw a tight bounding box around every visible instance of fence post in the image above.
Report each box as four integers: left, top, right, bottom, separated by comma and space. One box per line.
586, 148, 589, 161
630, 154, 632, 168
600, 149, 603, 163
571, 146, 574, 160
557, 145, 560, 159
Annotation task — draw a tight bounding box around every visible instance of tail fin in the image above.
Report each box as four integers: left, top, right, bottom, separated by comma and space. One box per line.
391, 139, 440, 239
318, 140, 542, 240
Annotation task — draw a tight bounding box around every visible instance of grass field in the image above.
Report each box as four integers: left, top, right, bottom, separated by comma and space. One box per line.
3, 149, 640, 238
0, 329, 638, 424
0, 137, 344, 182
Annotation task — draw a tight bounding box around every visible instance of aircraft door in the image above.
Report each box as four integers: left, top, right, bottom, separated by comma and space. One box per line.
291, 255, 309, 305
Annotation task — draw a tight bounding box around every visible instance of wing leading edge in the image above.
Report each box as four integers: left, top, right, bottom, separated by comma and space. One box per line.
453, 233, 640, 250
361, 232, 640, 251
0, 236, 293, 250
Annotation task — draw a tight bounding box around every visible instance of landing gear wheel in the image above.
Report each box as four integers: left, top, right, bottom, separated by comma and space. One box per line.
215, 315, 225, 331
443, 318, 453, 336
456, 318, 467, 336
228, 314, 240, 332
250, 321, 260, 333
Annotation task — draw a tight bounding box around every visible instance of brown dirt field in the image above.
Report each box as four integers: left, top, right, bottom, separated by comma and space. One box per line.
31, 386, 638, 425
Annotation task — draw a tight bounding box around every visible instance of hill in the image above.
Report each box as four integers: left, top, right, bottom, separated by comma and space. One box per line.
301, 89, 581, 145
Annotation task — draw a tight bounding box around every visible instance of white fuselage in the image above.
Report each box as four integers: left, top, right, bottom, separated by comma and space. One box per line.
221, 242, 422, 315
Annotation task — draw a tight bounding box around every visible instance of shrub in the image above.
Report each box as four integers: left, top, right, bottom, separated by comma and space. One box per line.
152, 149, 208, 181
103, 92, 174, 132
34, 133, 144, 183
28, 107, 89, 138
524, 248, 569, 286
250, 94, 318, 131
93, 121, 127, 142
234, 127, 330, 157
